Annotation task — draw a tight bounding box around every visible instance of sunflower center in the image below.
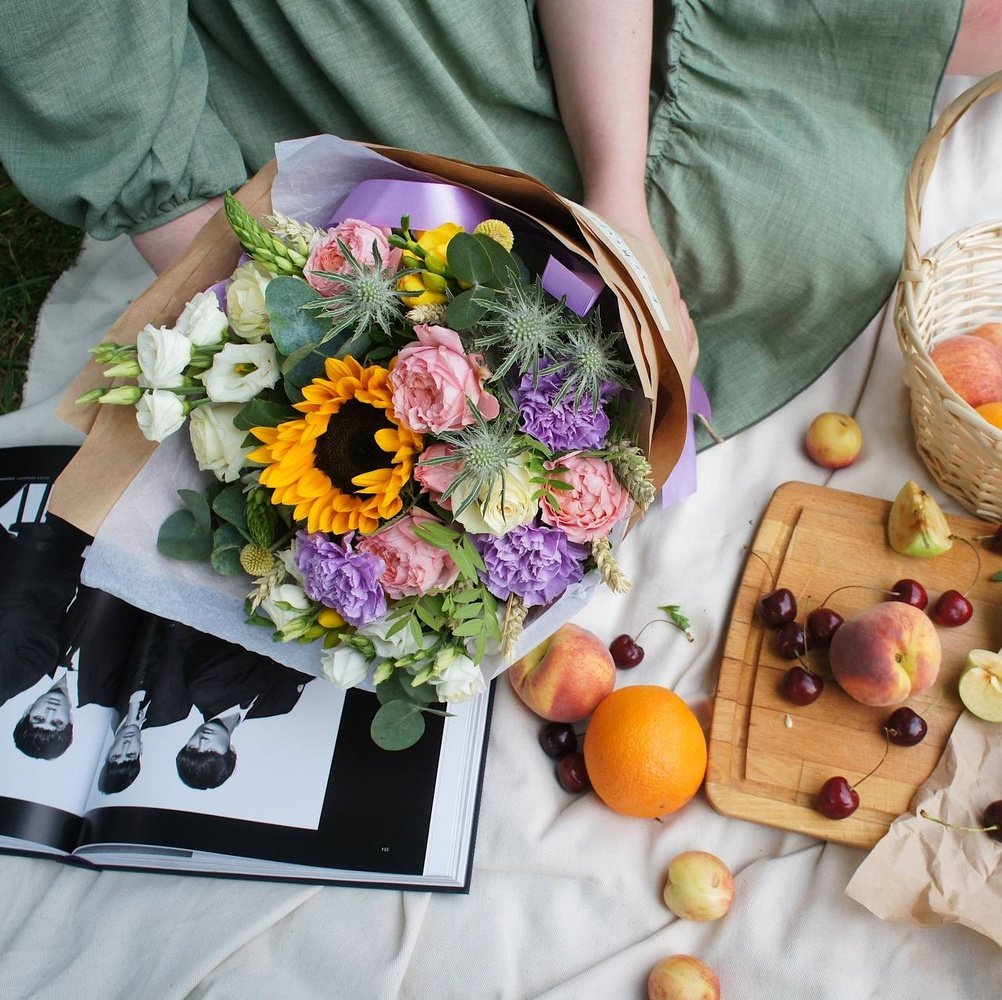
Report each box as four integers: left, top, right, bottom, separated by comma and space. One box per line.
314, 399, 394, 493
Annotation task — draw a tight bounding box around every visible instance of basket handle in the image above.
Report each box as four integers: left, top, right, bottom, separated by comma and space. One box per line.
903, 70, 1002, 274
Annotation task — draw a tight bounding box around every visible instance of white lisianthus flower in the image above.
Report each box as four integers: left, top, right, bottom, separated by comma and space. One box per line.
136, 324, 192, 389
135, 389, 186, 442
259, 582, 312, 640
450, 452, 538, 536
432, 646, 486, 703
320, 644, 371, 689
226, 261, 272, 341
200, 341, 280, 403
360, 615, 436, 660
175, 290, 228, 347
188, 403, 250, 482
278, 542, 305, 586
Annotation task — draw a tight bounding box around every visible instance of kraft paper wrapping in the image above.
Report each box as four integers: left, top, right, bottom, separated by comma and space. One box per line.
846, 712, 1002, 947
47, 134, 697, 677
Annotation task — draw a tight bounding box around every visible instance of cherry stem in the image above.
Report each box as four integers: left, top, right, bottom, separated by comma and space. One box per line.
851, 731, 890, 790
918, 809, 1000, 834
634, 617, 694, 643
819, 583, 897, 607
746, 548, 778, 591
949, 535, 982, 597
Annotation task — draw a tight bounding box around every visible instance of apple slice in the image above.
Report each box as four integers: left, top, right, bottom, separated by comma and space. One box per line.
958, 650, 1002, 723
887, 481, 953, 558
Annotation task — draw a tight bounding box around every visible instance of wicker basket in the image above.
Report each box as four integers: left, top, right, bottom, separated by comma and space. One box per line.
895, 71, 1002, 520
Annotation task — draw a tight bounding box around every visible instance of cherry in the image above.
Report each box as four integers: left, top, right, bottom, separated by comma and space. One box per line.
884, 706, 928, 746
920, 799, 1002, 842
891, 578, 928, 611
556, 751, 590, 794
816, 776, 860, 819
609, 634, 645, 669
979, 525, 1002, 555
805, 607, 843, 648
539, 722, 578, 759
758, 588, 797, 628
932, 589, 973, 627
781, 666, 824, 705
775, 621, 807, 660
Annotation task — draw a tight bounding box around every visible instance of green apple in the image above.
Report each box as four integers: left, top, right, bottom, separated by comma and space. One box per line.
887, 481, 953, 558
958, 649, 1002, 723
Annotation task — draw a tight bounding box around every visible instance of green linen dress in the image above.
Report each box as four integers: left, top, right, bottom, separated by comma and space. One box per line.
0, 0, 963, 441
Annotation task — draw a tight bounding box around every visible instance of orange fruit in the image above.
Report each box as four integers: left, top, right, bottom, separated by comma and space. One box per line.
583, 685, 707, 818
975, 401, 1002, 430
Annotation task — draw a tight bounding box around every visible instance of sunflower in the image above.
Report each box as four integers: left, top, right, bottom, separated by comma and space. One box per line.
248, 357, 423, 535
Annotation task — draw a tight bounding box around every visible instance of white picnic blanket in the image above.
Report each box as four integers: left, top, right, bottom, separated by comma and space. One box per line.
0, 76, 1000, 1000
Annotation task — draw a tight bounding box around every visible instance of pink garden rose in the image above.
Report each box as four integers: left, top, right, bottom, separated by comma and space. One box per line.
357, 510, 460, 599
413, 443, 462, 510
389, 324, 500, 434
540, 454, 633, 544
305, 219, 400, 297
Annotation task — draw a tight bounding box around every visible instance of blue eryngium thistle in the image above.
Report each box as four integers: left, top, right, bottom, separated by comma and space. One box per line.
305, 241, 416, 341
472, 279, 584, 383
549, 312, 632, 410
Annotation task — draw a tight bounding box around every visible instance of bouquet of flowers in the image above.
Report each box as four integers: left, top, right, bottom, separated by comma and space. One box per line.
62, 139, 696, 751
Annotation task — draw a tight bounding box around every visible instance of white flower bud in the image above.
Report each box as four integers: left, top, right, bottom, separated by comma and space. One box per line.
135, 390, 186, 442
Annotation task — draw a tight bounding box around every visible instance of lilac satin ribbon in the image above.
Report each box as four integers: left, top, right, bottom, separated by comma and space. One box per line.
541, 257, 604, 316
661, 377, 712, 507
328, 178, 493, 232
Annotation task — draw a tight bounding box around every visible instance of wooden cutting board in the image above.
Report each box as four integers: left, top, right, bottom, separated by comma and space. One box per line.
705, 481, 1002, 849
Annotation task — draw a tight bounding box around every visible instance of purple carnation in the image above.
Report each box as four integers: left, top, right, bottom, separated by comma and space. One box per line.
513, 363, 616, 451
474, 523, 589, 608
295, 531, 386, 627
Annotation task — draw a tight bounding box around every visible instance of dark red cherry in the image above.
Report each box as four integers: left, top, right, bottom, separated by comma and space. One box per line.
884, 707, 927, 746
984, 800, 1002, 843
775, 621, 807, 660
556, 751, 590, 794
817, 776, 860, 819
932, 589, 973, 627
891, 578, 928, 611
781, 666, 824, 705
609, 634, 645, 669
805, 607, 844, 648
539, 722, 578, 759
758, 588, 797, 628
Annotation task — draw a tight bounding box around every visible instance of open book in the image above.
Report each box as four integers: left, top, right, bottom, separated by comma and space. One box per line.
0, 447, 493, 891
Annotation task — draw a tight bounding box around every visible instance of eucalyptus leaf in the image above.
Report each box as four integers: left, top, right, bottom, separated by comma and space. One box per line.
212, 483, 250, 537
157, 509, 213, 562
234, 397, 297, 431
178, 488, 212, 534
371, 700, 426, 751
446, 232, 496, 285
445, 286, 495, 331
376, 672, 410, 706
472, 232, 521, 285
266, 275, 331, 357
211, 523, 246, 575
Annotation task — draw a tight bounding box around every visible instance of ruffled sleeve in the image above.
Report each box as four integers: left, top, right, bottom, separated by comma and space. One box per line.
0, 1, 248, 239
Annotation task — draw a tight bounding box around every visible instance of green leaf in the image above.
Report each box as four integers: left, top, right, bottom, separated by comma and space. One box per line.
412, 520, 458, 548
178, 488, 212, 534
376, 671, 411, 706
265, 275, 331, 358
991, 571, 1002, 582
212, 483, 250, 536
211, 523, 246, 575
445, 286, 496, 331
371, 700, 426, 751
451, 619, 485, 638
234, 397, 298, 431
446, 232, 495, 285
157, 509, 213, 561
658, 603, 695, 641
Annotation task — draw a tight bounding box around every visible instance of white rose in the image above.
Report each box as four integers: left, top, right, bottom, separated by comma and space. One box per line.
188, 403, 250, 482
432, 646, 486, 703
450, 452, 538, 536
226, 261, 273, 341
359, 615, 436, 660
135, 390, 186, 442
259, 583, 312, 639
200, 341, 280, 403
320, 644, 371, 689
176, 290, 228, 347
136, 324, 192, 389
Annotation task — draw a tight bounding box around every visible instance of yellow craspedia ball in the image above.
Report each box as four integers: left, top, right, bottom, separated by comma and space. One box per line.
473, 219, 515, 252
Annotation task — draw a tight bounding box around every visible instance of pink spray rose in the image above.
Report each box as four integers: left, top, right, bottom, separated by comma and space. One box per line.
540, 454, 633, 544
357, 509, 460, 599
389, 324, 500, 434
413, 443, 463, 510
305, 219, 400, 297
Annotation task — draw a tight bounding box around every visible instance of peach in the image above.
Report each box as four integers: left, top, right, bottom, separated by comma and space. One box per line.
508, 622, 615, 722
662, 851, 735, 921
804, 411, 862, 468
929, 335, 1002, 408
648, 956, 720, 1000
970, 321, 1002, 353
829, 601, 941, 707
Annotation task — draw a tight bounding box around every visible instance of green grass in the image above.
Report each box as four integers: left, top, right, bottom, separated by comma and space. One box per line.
0, 167, 85, 413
